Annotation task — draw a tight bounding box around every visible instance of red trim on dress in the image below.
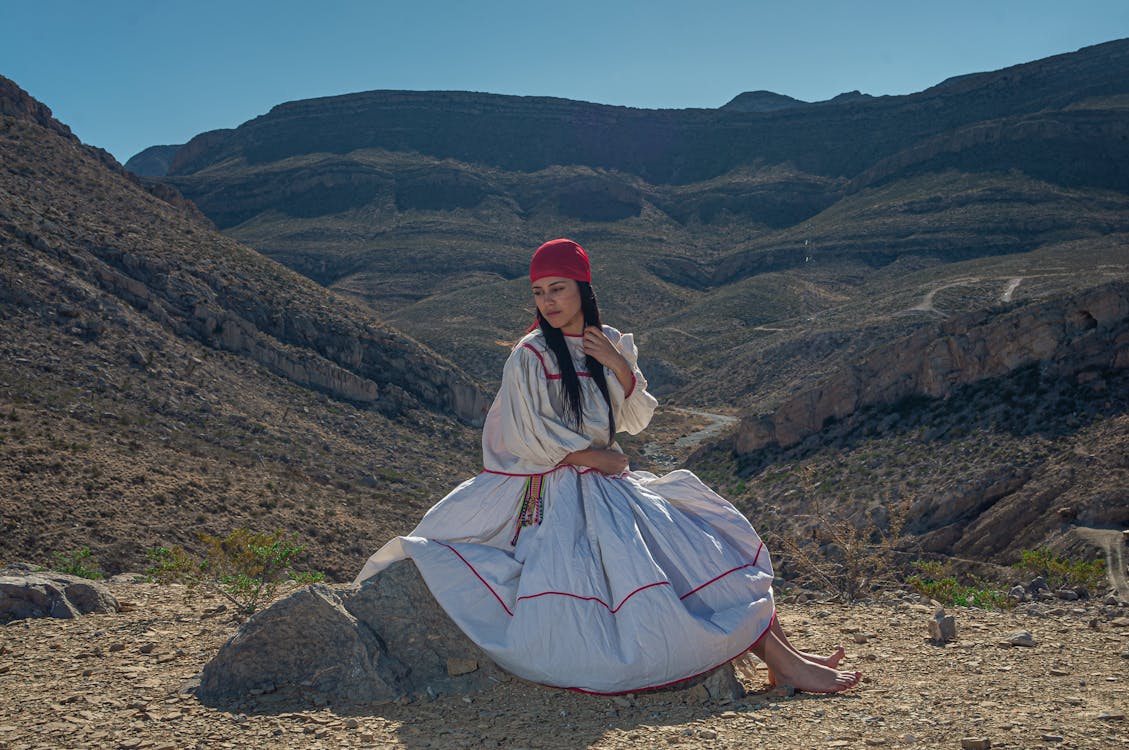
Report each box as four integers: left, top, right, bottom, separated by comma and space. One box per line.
481, 465, 617, 478
517, 581, 671, 613
624, 373, 637, 398
679, 561, 760, 601
435, 541, 514, 617
520, 342, 591, 379
440, 539, 764, 619
564, 612, 777, 696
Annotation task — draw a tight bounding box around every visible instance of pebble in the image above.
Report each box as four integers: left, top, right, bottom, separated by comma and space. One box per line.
1098, 712, 1126, 721
698, 729, 718, 739
960, 739, 990, 750
999, 630, 1036, 647
1041, 734, 1063, 742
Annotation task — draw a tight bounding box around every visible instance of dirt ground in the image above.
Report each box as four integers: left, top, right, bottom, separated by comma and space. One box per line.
1, 581, 1127, 750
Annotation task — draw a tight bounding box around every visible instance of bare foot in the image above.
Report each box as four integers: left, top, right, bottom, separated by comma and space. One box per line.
772, 660, 861, 694
766, 646, 844, 685
804, 645, 846, 668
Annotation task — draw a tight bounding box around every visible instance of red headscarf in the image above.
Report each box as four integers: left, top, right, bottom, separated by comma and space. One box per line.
529, 238, 591, 284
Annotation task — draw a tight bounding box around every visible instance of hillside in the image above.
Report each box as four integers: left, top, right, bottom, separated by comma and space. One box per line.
0, 76, 487, 580
123, 39, 1129, 574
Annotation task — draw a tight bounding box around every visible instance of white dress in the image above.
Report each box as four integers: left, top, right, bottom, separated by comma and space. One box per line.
355, 326, 776, 694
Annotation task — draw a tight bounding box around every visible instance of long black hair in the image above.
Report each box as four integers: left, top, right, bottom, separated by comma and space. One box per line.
536, 281, 615, 442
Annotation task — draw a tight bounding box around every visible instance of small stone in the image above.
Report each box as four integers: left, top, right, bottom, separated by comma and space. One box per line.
344, 718, 358, 729
1041, 734, 1063, 742
928, 611, 957, 642
1120, 648, 1129, 659
699, 729, 718, 739
767, 685, 795, 698
1008, 586, 1026, 601
1049, 668, 1069, 676
108, 643, 125, 653
865, 740, 887, 747
1028, 577, 1048, 593
960, 739, 990, 750
1000, 630, 1036, 647
446, 657, 479, 677
1110, 617, 1129, 627
853, 633, 869, 644
1098, 712, 1125, 721
1055, 589, 1079, 601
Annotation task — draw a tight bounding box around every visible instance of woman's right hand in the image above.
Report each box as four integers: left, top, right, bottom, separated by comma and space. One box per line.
563, 448, 629, 475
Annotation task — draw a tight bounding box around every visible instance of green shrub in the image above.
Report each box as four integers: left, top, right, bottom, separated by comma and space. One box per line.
53, 547, 104, 580
907, 560, 1014, 610
146, 529, 324, 618
1014, 547, 1106, 594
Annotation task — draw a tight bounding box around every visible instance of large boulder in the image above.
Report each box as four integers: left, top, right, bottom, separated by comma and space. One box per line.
0, 565, 120, 622
195, 560, 744, 707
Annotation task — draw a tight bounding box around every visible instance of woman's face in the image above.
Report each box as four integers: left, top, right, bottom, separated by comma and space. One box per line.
532, 276, 584, 334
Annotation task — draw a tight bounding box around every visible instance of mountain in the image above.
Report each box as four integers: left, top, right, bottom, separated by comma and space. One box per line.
123, 144, 182, 177
126, 39, 1129, 570
0, 76, 487, 580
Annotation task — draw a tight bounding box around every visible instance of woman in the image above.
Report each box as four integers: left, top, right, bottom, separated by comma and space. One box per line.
356, 239, 860, 695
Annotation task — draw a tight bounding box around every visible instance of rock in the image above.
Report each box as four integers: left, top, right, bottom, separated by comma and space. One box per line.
1110, 616, 1129, 627
195, 560, 743, 706
1028, 577, 1048, 593
960, 739, 991, 750
1008, 585, 1026, 601
446, 658, 479, 677
928, 610, 957, 643
1000, 630, 1037, 647
196, 562, 503, 705
1055, 589, 1079, 601
1098, 712, 1125, 721
0, 569, 119, 623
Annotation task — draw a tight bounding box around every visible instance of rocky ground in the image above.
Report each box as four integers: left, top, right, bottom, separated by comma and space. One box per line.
2, 581, 1127, 750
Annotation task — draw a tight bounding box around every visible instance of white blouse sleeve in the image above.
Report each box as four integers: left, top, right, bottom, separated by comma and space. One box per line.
482, 344, 593, 473
611, 331, 658, 435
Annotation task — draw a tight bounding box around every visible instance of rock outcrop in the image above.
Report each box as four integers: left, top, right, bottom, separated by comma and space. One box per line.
123, 144, 182, 178
0, 566, 119, 623
196, 561, 743, 706
735, 281, 1129, 453
0, 75, 489, 424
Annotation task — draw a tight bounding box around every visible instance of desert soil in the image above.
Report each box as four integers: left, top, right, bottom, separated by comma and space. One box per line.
2, 581, 1127, 750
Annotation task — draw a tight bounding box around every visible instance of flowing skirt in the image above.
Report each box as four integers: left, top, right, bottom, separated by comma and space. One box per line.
355, 466, 776, 694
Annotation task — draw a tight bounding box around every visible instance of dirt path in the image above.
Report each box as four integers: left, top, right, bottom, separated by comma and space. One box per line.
669, 407, 739, 450
1075, 526, 1129, 600
1000, 277, 1024, 302
910, 277, 981, 314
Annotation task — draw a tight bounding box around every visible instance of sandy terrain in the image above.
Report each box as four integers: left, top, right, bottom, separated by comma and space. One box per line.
2, 581, 1127, 750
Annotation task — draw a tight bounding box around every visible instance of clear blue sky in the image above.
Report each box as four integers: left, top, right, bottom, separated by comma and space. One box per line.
3, 1, 1127, 163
